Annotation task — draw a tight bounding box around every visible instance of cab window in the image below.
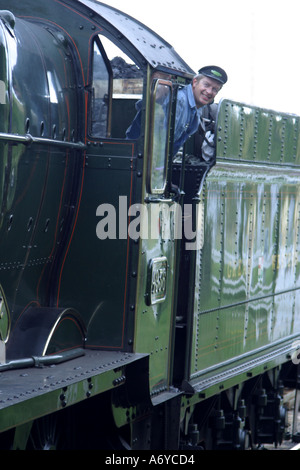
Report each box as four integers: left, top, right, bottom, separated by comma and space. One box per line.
91, 39, 111, 137
148, 79, 172, 194
90, 35, 143, 139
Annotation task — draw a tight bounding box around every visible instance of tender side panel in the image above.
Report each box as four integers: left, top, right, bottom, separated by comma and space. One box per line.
189, 100, 300, 381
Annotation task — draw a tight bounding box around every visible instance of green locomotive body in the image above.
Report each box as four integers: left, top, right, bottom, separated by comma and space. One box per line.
186, 102, 300, 386
0, 0, 299, 450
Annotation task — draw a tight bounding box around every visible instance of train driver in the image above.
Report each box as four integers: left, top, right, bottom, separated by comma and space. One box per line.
126, 65, 227, 157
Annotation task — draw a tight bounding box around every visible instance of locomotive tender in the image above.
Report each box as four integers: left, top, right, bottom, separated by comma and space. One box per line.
0, 0, 299, 450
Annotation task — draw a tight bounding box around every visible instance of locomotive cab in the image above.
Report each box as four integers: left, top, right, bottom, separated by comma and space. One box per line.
0, 1, 195, 399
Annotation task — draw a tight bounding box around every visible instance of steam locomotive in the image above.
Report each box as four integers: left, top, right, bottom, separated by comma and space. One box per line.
0, 0, 299, 450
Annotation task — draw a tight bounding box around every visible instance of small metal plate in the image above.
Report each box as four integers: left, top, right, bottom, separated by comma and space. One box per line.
146, 257, 168, 305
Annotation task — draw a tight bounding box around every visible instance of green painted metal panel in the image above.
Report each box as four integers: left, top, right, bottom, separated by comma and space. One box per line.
134, 210, 178, 393
189, 100, 300, 380
56, 148, 138, 349
217, 99, 300, 165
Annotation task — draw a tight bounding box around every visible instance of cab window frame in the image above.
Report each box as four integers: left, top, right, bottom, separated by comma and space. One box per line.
89, 34, 144, 142
147, 78, 173, 195
89, 36, 113, 139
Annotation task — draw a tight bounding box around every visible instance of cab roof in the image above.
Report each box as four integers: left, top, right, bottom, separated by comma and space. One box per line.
79, 0, 194, 75
0, 0, 195, 76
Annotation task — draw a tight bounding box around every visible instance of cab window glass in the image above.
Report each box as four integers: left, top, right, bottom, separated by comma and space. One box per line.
91, 36, 143, 139
91, 40, 111, 137
149, 80, 172, 194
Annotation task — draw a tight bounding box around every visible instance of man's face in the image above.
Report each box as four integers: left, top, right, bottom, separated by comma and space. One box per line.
192, 76, 222, 108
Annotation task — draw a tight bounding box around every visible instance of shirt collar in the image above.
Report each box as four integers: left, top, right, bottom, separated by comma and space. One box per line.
187, 83, 197, 109
186, 83, 205, 117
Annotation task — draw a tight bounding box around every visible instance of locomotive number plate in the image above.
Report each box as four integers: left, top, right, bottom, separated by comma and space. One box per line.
146, 257, 168, 305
